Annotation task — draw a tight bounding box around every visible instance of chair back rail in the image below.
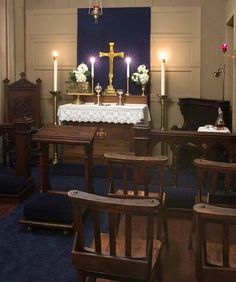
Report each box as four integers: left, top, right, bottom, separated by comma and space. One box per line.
194, 203, 236, 282
68, 190, 161, 282
104, 152, 169, 247
194, 159, 236, 204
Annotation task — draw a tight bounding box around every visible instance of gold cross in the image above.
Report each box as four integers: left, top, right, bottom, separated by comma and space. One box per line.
100, 42, 124, 95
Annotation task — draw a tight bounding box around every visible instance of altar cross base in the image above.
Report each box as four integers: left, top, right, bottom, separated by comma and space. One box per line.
100, 42, 124, 95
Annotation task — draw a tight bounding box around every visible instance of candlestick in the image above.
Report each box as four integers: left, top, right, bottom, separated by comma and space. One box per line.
160, 52, 167, 96
125, 57, 131, 95
90, 56, 95, 77
52, 51, 58, 92
125, 57, 131, 78
90, 57, 95, 94
158, 93, 169, 155
50, 90, 61, 165
160, 58, 165, 96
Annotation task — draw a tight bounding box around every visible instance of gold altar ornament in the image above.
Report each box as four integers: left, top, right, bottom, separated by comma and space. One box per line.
100, 42, 124, 95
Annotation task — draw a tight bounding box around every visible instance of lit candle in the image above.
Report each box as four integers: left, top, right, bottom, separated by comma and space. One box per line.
90, 57, 95, 77
160, 52, 167, 96
52, 51, 58, 92
125, 57, 131, 78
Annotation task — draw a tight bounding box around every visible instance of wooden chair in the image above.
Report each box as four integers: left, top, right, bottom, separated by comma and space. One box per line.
194, 203, 236, 282
194, 158, 236, 205
188, 158, 236, 249
3, 72, 42, 166
104, 152, 169, 247
68, 190, 162, 282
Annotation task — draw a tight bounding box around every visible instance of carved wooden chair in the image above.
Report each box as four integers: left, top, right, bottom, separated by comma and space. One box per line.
194, 203, 236, 282
3, 72, 42, 166
68, 190, 162, 282
189, 158, 236, 249
104, 152, 169, 247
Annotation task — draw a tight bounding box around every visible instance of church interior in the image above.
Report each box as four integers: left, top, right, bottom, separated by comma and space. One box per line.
1, 0, 236, 282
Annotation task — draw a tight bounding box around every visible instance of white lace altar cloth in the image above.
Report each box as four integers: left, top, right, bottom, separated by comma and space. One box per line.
57, 103, 151, 124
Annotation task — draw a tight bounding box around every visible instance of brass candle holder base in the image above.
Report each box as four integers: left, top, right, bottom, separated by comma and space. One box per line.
158, 94, 169, 155
50, 90, 61, 164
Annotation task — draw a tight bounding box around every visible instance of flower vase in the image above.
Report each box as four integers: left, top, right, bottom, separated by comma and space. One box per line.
141, 84, 146, 96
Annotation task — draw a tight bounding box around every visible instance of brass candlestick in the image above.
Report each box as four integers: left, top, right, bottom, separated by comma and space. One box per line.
158, 94, 168, 155
126, 77, 130, 96
50, 91, 61, 164
91, 76, 94, 94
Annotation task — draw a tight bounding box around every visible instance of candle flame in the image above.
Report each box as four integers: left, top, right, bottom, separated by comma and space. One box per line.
159, 52, 167, 62
90, 57, 96, 63
52, 51, 58, 59
125, 57, 131, 64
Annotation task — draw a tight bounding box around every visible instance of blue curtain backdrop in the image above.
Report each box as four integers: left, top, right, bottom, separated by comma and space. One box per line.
77, 7, 150, 95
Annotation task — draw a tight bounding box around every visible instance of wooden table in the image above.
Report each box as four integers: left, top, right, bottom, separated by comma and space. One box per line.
33, 124, 97, 193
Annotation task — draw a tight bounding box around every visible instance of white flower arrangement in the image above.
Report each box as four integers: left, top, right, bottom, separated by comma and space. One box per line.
69, 63, 91, 83
131, 64, 149, 85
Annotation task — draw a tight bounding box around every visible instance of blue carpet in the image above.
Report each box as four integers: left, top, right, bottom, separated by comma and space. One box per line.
0, 163, 196, 281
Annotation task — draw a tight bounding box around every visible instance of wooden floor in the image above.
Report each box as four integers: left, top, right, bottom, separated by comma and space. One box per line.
162, 210, 195, 282
0, 204, 195, 282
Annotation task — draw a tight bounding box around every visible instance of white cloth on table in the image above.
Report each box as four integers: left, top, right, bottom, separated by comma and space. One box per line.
57, 103, 151, 124
198, 125, 230, 133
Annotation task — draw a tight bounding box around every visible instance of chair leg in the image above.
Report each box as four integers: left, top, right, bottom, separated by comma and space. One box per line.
156, 209, 169, 249
78, 270, 86, 282
157, 257, 163, 282
162, 209, 169, 249
188, 214, 196, 250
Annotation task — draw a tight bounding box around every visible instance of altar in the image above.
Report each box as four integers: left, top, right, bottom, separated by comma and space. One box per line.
57, 102, 151, 162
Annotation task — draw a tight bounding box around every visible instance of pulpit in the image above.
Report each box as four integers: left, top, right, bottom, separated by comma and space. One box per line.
58, 96, 150, 163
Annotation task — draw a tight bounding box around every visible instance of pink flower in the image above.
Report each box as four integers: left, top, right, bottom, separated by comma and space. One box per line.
220, 43, 228, 54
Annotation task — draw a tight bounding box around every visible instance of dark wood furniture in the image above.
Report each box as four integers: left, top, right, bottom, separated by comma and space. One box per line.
188, 159, 236, 249
104, 152, 169, 247
0, 118, 34, 203
134, 122, 236, 187
194, 203, 236, 282
171, 98, 232, 168
59, 95, 149, 163
18, 124, 97, 232
32, 124, 97, 194
194, 158, 236, 203
172, 98, 231, 131
62, 122, 134, 163
68, 190, 162, 282
3, 72, 42, 166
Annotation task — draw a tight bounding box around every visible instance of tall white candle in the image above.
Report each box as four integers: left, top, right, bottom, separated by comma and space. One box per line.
125, 57, 131, 78
52, 51, 58, 92
160, 58, 165, 96
90, 57, 95, 77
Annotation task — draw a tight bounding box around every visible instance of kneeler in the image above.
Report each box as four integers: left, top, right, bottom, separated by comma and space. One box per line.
0, 118, 34, 203
19, 192, 73, 233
